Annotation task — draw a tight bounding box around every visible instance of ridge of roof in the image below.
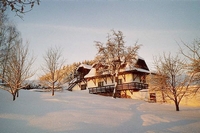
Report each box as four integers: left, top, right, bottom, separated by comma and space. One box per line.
76, 64, 92, 71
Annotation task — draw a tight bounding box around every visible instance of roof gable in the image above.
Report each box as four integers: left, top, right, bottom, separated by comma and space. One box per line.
135, 58, 149, 71
84, 56, 150, 78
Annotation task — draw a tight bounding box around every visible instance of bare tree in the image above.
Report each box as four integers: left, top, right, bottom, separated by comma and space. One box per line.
41, 46, 65, 96
0, 0, 40, 17
95, 30, 141, 98
0, 40, 35, 101
153, 53, 194, 111
0, 13, 20, 83
179, 39, 200, 94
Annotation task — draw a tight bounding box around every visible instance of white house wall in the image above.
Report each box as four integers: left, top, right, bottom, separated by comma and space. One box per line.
71, 81, 86, 91
118, 73, 133, 83
72, 84, 81, 91
121, 89, 149, 101
86, 72, 144, 89
87, 80, 95, 88
104, 77, 114, 86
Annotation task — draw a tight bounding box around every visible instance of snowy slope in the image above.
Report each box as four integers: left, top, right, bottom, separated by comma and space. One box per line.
0, 89, 200, 133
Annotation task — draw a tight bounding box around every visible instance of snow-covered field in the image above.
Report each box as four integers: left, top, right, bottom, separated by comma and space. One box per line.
0, 89, 200, 133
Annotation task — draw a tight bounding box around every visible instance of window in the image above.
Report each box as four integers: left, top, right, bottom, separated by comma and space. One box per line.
98, 81, 104, 87
118, 79, 122, 85
81, 84, 87, 90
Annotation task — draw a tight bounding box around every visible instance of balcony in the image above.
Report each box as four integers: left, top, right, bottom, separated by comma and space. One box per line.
89, 85, 114, 94
117, 82, 148, 90
88, 82, 148, 94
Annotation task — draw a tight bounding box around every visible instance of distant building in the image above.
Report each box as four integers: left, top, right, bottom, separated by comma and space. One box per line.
67, 56, 150, 100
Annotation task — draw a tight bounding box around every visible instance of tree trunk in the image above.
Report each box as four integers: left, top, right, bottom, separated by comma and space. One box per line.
12, 90, 18, 101
16, 90, 19, 97
113, 85, 116, 98
2, 72, 5, 83
161, 89, 166, 103
174, 100, 180, 111
52, 83, 55, 96
12, 93, 16, 101
113, 76, 118, 98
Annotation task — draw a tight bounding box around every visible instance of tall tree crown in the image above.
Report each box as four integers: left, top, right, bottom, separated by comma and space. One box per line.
95, 30, 141, 76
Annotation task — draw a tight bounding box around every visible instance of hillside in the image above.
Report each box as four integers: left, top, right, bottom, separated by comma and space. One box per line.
0, 89, 200, 133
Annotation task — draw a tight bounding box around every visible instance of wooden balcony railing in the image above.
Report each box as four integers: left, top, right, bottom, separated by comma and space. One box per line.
89, 85, 114, 94
117, 82, 148, 90
88, 82, 148, 94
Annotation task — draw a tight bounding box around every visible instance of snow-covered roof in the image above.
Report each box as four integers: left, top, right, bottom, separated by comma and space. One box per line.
132, 68, 150, 73
76, 64, 92, 71
137, 55, 145, 60
123, 64, 150, 73
84, 68, 96, 78
84, 55, 150, 78
84, 66, 150, 78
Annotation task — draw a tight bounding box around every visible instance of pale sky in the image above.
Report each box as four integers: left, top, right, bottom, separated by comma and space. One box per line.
7, 0, 200, 79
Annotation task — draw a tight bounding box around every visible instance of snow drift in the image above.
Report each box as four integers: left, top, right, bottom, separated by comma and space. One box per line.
0, 89, 200, 133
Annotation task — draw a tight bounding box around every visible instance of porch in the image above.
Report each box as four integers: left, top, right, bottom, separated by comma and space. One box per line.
88, 82, 148, 94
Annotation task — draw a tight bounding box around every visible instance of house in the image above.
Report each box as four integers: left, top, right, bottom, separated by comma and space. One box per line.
67, 64, 92, 91
67, 56, 150, 100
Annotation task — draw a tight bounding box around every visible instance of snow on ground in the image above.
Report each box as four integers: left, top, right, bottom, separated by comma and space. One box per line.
0, 89, 200, 133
